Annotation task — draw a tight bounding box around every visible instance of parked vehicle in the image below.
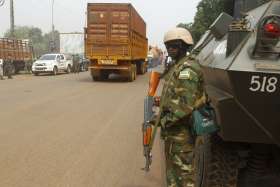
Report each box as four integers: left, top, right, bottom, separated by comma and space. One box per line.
0, 38, 33, 74
32, 53, 72, 76
85, 3, 148, 81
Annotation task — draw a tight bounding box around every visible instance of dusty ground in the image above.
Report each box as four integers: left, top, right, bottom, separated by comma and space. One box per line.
0, 72, 165, 187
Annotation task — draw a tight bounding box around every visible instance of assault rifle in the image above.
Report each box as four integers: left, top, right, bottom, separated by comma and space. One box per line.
142, 71, 160, 172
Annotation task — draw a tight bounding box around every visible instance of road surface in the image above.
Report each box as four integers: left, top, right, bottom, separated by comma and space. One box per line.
0, 72, 165, 187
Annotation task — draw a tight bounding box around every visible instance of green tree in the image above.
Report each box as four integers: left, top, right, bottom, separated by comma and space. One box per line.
179, 0, 270, 43
4, 26, 60, 57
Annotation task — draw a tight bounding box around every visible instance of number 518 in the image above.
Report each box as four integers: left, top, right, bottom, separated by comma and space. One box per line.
249, 75, 278, 93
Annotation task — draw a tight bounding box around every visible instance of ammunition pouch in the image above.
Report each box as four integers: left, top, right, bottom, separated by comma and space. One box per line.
192, 105, 219, 136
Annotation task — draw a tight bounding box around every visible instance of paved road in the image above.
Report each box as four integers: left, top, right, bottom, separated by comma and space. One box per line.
0, 72, 165, 187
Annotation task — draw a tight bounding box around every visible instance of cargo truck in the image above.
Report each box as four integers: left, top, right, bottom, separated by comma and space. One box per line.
0, 38, 33, 74
85, 3, 148, 81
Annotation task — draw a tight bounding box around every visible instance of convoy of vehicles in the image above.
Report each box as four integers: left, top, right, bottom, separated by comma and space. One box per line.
0, 38, 33, 74
32, 53, 73, 75
85, 3, 148, 81
193, 1, 280, 186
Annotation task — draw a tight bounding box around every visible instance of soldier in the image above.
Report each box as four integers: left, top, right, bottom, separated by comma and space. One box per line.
0, 59, 4, 80
157, 27, 206, 187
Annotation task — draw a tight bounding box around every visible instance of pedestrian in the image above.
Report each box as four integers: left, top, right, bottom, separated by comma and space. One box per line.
5, 55, 13, 79
72, 54, 80, 73
156, 27, 206, 187
0, 59, 4, 80
25, 60, 32, 74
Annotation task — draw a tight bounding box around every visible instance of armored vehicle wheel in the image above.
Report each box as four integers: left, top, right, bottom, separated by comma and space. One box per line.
194, 135, 239, 187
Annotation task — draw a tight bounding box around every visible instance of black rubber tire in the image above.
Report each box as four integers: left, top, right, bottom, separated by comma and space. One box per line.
99, 72, 109, 80
140, 62, 146, 74
92, 76, 99, 81
53, 66, 58, 76
133, 64, 136, 80
128, 67, 134, 82
34, 72, 39, 76
194, 135, 239, 187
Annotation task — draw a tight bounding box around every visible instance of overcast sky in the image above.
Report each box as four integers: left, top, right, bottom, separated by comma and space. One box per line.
0, 0, 200, 48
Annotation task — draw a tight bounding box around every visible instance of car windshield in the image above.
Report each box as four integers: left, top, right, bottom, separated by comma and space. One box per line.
39, 54, 56, 60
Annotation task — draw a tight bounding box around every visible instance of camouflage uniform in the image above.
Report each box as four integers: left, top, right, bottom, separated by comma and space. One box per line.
158, 56, 205, 187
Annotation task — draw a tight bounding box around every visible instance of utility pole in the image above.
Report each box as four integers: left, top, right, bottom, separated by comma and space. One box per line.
10, 0, 15, 38
51, 0, 55, 52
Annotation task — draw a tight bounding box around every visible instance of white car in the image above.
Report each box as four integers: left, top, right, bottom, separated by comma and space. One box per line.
32, 53, 73, 76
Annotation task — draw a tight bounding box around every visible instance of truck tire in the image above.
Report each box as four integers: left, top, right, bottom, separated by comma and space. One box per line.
128, 68, 133, 82
137, 61, 146, 74
133, 64, 137, 80
100, 72, 109, 80
128, 64, 136, 82
53, 66, 58, 76
92, 76, 99, 81
194, 134, 239, 187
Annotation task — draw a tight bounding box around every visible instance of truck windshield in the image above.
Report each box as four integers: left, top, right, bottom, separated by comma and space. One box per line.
39, 55, 56, 60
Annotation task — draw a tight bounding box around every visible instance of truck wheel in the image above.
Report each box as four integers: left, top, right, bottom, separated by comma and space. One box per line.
100, 72, 109, 80
53, 66, 58, 76
33, 72, 39, 76
92, 76, 99, 81
139, 62, 146, 74
132, 64, 136, 80
128, 69, 134, 82
128, 65, 136, 82
194, 134, 239, 187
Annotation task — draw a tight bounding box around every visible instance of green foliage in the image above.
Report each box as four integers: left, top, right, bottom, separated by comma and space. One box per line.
4, 26, 60, 57
179, 0, 270, 43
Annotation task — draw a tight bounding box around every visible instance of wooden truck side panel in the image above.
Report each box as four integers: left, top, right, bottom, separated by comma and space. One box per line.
0, 38, 33, 61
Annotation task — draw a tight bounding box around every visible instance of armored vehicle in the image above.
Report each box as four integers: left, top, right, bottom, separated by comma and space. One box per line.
193, 0, 280, 186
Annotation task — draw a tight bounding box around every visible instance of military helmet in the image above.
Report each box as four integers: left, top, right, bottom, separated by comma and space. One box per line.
163, 27, 194, 45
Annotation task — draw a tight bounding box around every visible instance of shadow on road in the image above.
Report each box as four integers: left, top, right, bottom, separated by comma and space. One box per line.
78, 74, 135, 84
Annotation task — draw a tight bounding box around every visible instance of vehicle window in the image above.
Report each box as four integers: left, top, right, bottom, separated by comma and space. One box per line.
39, 54, 56, 60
